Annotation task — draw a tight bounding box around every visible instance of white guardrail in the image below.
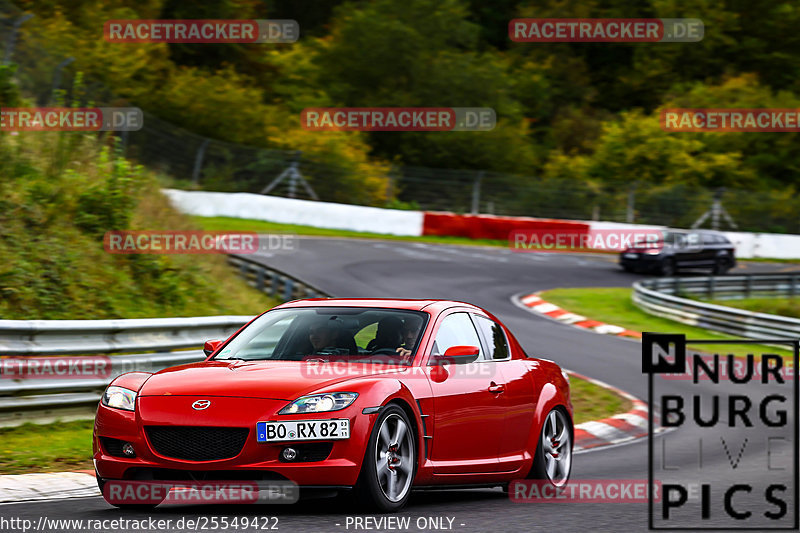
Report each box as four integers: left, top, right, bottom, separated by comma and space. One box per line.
0, 257, 331, 427
632, 274, 800, 341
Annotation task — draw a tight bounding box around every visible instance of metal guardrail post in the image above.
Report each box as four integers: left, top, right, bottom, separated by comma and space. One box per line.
284, 278, 294, 301
708, 276, 715, 299
791, 274, 797, 298
745, 275, 752, 298
255, 268, 265, 291
269, 272, 278, 296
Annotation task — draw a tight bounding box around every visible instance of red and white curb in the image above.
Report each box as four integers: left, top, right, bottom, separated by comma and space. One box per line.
516, 292, 642, 339
568, 371, 662, 453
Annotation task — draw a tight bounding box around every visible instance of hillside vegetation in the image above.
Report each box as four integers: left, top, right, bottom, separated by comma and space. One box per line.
4, 0, 798, 233
0, 112, 274, 319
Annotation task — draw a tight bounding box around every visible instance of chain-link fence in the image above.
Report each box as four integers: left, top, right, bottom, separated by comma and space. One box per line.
1, 2, 797, 234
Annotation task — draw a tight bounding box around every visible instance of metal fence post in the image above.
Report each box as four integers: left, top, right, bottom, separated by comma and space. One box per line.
708, 276, 715, 299
191, 139, 210, 185
471, 171, 483, 215
626, 184, 636, 223
49, 57, 74, 103
3, 14, 34, 66
791, 274, 797, 298
746, 275, 752, 298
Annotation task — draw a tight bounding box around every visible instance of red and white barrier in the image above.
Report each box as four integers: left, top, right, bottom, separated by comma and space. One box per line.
164, 190, 800, 259
163, 189, 424, 237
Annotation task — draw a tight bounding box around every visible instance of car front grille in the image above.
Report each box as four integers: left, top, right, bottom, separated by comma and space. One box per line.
145, 426, 249, 461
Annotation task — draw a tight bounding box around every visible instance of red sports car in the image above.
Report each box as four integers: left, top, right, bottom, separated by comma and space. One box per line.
94, 298, 573, 511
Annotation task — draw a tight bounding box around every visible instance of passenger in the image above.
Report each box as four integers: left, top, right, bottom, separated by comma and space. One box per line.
308, 318, 357, 355
308, 319, 339, 353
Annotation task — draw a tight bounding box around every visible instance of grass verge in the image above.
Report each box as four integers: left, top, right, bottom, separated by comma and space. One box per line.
0, 420, 94, 474
570, 374, 632, 425
540, 287, 793, 358
0, 377, 625, 474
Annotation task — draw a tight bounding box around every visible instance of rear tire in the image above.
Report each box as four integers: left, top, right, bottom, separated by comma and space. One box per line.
659, 258, 676, 277
712, 257, 730, 275
528, 408, 572, 487
355, 405, 416, 512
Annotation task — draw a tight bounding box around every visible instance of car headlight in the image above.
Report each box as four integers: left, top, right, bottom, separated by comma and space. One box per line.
645, 248, 662, 255
279, 392, 358, 414
102, 386, 137, 411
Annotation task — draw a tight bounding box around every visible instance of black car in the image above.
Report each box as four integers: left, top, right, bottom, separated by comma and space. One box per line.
619, 229, 736, 276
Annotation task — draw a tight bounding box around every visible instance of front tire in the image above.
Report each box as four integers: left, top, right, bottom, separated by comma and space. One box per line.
355, 405, 416, 512
528, 408, 572, 487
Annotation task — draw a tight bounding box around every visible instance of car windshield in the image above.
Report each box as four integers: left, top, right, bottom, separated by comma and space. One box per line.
212, 307, 427, 365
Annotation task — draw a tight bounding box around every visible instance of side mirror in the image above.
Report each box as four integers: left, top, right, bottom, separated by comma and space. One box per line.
203, 340, 224, 357
429, 345, 480, 366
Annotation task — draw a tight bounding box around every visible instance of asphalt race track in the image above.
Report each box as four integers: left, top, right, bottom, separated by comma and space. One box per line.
5, 238, 799, 533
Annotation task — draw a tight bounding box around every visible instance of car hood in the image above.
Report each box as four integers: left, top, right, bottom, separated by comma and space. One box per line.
138, 360, 403, 400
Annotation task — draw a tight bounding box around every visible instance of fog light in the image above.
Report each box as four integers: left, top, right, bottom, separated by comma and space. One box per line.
122, 442, 136, 457
282, 447, 297, 461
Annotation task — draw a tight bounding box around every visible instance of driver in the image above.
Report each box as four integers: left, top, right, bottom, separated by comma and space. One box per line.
367, 316, 411, 357
401, 316, 423, 350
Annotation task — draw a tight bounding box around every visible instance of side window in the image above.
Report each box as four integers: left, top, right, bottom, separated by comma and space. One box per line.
431, 312, 483, 362
702, 233, 716, 245
473, 315, 510, 360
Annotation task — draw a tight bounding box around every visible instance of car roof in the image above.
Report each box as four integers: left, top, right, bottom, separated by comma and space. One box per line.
666, 228, 726, 235
275, 298, 483, 314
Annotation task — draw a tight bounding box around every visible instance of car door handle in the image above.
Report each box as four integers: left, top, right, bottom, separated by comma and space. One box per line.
488, 382, 505, 393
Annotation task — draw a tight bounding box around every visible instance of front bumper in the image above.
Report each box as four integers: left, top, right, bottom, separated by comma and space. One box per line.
94, 396, 374, 487
619, 252, 663, 272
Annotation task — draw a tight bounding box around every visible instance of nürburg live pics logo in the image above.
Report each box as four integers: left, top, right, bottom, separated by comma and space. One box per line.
643, 333, 798, 530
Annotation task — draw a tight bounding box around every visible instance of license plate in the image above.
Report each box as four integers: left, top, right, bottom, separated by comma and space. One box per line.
256, 419, 350, 442
623, 253, 638, 259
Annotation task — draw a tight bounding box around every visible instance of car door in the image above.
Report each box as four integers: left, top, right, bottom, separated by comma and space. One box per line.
675, 231, 703, 268
472, 314, 537, 472
425, 311, 506, 474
